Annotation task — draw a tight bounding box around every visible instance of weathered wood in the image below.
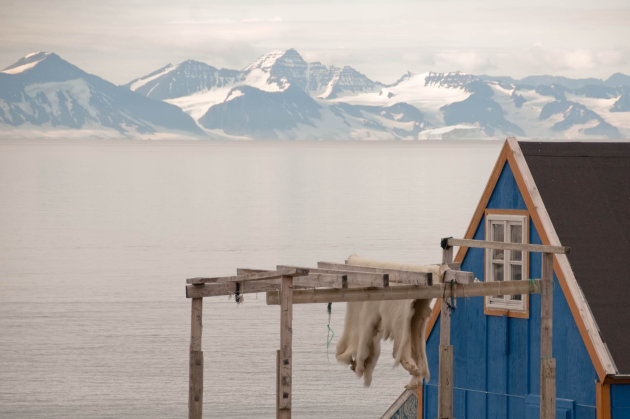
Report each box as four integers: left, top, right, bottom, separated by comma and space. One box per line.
444, 269, 474, 285
266, 279, 541, 305
189, 350, 203, 419
540, 252, 555, 419
276, 350, 280, 416
317, 261, 432, 285
438, 244, 454, 419
189, 296, 203, 419
187, 267, 308, 285
437, 345, 453, 419
541, 358, 556, 419
187, 280, 279, 298
278, 275, 293, 415
447, 237, 570, 255
277, 265, 394, 287
190, 297, 203, 351
186, 271, 405, 298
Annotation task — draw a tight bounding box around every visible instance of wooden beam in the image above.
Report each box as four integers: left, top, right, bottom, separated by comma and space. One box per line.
317, 261, 432, 285
438, 244, 454, 419
186, 279, 279, 298
540, 252, 556, 419
266, 279, 541, 305
189, 295, 203, 419
447, 238, 570, 255
186, 267, 308, 285
278, 275, 293, 418
277, 265, 393, 287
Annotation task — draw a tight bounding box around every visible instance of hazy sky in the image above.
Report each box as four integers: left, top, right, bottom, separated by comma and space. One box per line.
1, 0, 629, 84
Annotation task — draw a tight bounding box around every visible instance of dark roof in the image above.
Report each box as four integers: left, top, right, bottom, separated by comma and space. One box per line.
519, 141, 630, 374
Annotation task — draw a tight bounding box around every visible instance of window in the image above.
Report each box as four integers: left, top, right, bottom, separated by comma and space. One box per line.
485, 212, 528, 313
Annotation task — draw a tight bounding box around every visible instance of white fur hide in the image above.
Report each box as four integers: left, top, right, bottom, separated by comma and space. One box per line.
335, 255, 447, 389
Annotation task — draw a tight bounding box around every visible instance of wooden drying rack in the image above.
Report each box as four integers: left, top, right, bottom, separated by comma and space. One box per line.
185, 238, 569, 419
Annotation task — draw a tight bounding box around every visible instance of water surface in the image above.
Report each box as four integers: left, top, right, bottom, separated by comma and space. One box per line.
0, 139, 502, 418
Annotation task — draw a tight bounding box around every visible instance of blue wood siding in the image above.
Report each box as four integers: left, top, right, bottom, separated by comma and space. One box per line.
422, 162, 598, 419
612, 384, 630, 419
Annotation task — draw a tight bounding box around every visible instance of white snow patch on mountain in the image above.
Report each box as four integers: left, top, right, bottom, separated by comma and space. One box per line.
243, 50, 285, 72
165, 87, 233, 120
129, 64, 175, 91
565, 93, 630, 134
1, 54, 49, 74
243, 68, 286, 92
329, 72, 469, 125
224, 89, 244, 102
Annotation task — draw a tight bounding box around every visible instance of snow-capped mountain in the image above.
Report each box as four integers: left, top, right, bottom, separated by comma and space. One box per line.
2, 49, 630, 140
126, 49, 630, 140
0, 52, 203, 137
124, 60, 243, 101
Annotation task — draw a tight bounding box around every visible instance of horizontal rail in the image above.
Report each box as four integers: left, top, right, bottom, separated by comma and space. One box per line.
266, 279, 541, 305
187, 267, 309, 285
317, 261, 433, 285
446, 238, 570, 255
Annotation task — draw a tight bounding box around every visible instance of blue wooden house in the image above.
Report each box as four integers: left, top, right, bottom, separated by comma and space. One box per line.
386, 139, 630, 419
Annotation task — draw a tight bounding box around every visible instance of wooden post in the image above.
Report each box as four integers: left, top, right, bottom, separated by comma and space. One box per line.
277, 275, 293, 419
540, 252, 555, 419
189, 296, 203, 419
438, 243, 454, 419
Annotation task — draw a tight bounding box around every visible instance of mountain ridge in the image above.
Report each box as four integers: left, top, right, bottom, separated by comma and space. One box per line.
2, 49, 630, 140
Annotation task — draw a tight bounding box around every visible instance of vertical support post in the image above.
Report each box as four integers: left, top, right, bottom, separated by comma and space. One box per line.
438, 243, 454, 419
277, 275, 293, 419
189, 296, 204, 419
540, 252, 556, 419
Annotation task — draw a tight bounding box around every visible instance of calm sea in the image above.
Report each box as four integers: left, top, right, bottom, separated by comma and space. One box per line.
0, 139, 501, 418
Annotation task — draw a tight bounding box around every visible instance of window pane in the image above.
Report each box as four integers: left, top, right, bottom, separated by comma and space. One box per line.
493, 263, 504, 298
492, 223, 504, 259
510, 265, 522, 301
509, 224, 522, 261
510, 224, 522, 243
511, 264, 522, 281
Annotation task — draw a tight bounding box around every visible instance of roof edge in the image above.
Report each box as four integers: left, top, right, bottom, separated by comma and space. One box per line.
507, 138, 617, 380
425, 138, 618, 381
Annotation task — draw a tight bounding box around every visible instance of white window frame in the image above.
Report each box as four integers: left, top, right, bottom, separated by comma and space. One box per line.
485, 213, 528, 313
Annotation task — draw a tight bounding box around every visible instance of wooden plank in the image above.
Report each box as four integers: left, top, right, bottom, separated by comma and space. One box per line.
278, 275, 293, 414
438, 245, 454, 419
190, 297, 203, 351
317, 261, 432, 285
541, 358, 556, 419
443, 269, 474, 285
187, 280, 279, 298
437, 345, 453, 419
540, 253, 554, 358
447, 237, 570, 255
277, 265, 392, 287
186, 267, 308, 285
186, 270, 416, 298
266, 279, 542, 305
540, 252, 555, 419
189, 296, 203, 419
189, 350, 203, 419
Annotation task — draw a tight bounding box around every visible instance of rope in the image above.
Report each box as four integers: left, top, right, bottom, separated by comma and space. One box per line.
442, 279, 456, 312
326, 302, 334, 360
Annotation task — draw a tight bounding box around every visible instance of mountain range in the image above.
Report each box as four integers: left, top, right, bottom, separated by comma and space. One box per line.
2, 49, 630, 140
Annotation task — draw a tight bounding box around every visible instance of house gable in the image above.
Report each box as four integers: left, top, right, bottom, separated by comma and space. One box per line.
421, 139, 609, 418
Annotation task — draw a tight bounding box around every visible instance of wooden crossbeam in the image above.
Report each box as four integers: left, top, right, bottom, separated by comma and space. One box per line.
446, 238, 570, 254
317, 261, 433, 285
266, 279, 541, 305
186, 267, 309, 285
